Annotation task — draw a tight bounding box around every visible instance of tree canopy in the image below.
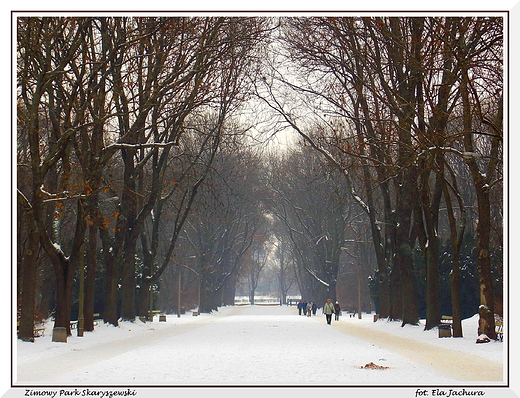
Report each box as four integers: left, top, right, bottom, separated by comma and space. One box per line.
17, 15, 503, 342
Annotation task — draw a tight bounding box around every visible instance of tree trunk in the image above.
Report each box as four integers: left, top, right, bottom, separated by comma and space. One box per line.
51, 265, 76, 336
442, 173, 465, 337
137, 240, 152, 320
460, 67, 498, 340
100, 227, 119, 326
18, 216, 39, 342
120, 238, 138, 321
389, 262, 402, 321
395, 171, 419, 326
137, 279, 151, 320
199, 267, 213, 313
357, 262, 362, 319
425, 228, 441, 329
355, 73, 393, 320
474, 190, 496, 339
51, 201, 87, 335
450, 256, 463, 338
224, 280, 237, 306
419, 170, 443, 330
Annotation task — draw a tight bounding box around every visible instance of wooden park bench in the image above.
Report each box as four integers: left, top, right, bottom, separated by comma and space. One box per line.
440, 315, 503, 341
33, 325, 45, 337
70, 313, 103, 329
139, 310, 162, 322
17, 321, 46, 338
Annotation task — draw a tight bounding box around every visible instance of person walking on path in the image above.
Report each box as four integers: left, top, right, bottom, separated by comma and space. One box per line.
312, 302, 317, 316
323, 299, 335, 324
297, 301, 303, 315
306, 302, 313, 317
334, 301, 341, 321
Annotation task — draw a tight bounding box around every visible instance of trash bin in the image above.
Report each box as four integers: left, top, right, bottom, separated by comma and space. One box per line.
438, 324, 452, 338
159, 314, 167, 322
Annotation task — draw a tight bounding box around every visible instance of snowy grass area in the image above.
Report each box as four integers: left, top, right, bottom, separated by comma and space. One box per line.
16, 311, 215, 365
341, 312, 504, 363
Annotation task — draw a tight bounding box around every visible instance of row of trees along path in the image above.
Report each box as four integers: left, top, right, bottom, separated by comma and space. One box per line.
17, 16, 503, 343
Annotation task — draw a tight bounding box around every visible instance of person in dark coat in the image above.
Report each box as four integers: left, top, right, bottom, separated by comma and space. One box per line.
312, 302, 317, 316
297, 300, 303, 315
334, 301, 341, 321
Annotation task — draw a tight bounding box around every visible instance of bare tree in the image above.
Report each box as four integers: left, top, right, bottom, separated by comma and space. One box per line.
182, 143, 268, 312
456, 17, 503, 339
270, 224, 297, 305
17, 16, 273, 336
258, 16, 502, 332
247, 244, 269, 305
266, 147, 352, 304
17, 17, 96, 339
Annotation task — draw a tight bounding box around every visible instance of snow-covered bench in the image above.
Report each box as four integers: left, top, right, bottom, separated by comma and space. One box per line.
33, 326, 45, 337
70, 313, 102, 329
438, 316, 453, 338
17, 321, 46, 338
441, 315, 503, 341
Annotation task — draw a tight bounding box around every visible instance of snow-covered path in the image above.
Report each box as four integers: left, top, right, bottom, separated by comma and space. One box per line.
16, 305, 504, 386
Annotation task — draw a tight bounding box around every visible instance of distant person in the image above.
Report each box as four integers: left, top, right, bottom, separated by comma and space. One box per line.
302, 301, 307, 316
306, 302, 313, 317
312, 302, 317, 316
323, 299, 335, 325
334, 301, 341, 321
297, 301, 303, 315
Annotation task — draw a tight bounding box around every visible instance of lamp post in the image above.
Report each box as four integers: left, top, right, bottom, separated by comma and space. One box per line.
177, 266, 181, 318
77, 240, 85, 337
177, 264, 200, 316
148, 280, 154, 322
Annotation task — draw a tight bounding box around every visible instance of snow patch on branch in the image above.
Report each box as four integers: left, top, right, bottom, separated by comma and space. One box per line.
52, 242, 70, 260
305, 267, 330, 287
105, 141, 179, 150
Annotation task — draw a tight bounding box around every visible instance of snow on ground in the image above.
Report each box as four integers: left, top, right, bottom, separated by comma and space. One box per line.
15, 305, 505, 388
352, 312, 504, 363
